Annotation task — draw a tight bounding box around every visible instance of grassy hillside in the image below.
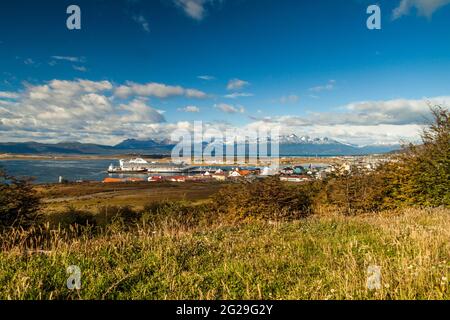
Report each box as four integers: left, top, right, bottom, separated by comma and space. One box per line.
1, 208, 449, 300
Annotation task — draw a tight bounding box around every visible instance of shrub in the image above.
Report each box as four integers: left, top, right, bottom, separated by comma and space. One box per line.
211, 177, 314, 221
321, 167, 395, 215
0, 170, 41, 229
53, 206, 97, 229
142, 201, 212, 229
96, 205, 141, 226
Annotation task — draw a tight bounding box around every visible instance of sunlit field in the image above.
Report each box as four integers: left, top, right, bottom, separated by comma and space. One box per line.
1, 207, 449, 300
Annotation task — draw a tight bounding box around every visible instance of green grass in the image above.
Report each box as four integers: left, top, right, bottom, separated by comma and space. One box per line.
1, 208, 450, 300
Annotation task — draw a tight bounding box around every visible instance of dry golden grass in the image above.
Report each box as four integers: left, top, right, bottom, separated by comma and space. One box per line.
37, 182, 225, 213
1, 207, 449, 300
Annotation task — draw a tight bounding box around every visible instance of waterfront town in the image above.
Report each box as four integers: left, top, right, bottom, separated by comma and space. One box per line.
99, 155, 392, 184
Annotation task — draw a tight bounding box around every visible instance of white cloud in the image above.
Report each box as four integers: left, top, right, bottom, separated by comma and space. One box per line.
393, 0, 450, 19
186, 88, 208, 98
0, 79, 168, 145
120, 98, 165, 123
309, 80, 335, 93
1, 79, 448, 146
280, 95, 299, 104
73, 65, 87, 72
0, 92, 19, 99
198, 75, 215, 81
174, 0, 208, 20
245, 96, 450, 145
179, 105, 200, 113
114, 82, 207, 99
45, 79, 113, 94
267, 96, 450, 127
306, 124, 423, 146
51, 56, 85, 63
224, 92, 254, 99
24, 58, 35, 65
132, 15, 150, 32
241, 117, 424, 146
341, 97, 445, 125
215, 103, 245, 114
227, 78, 250, 91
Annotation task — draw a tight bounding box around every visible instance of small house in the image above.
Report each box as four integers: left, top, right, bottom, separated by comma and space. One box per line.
212, 173, 226, 181
168, 176, 186, 182
148, 176, 163, 182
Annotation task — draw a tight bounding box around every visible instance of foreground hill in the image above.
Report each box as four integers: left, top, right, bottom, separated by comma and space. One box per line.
1, 208, 449, 299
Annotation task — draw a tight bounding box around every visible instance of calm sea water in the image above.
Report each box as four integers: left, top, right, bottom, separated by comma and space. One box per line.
0, 159, 119, 184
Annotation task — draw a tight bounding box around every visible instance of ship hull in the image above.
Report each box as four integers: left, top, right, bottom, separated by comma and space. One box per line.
146, 168, 186, 173
108, 169, 147, 174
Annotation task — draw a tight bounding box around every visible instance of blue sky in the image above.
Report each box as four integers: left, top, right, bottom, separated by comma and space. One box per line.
1, 0, 450, 145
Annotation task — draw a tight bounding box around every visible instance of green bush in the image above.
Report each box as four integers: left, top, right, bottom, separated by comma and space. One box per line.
96, 205, 141, 227
395, 107, 450, 207
0, 169, 41, 229
320, 106, 450, 212
53, 206, 97, 229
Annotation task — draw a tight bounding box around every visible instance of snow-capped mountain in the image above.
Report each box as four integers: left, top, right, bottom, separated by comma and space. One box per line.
0, 134, 402, 156
278, 134, 341, 145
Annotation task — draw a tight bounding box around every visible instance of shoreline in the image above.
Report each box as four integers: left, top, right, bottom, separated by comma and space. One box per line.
0, 153, 344, 162
0, 154, 171, 161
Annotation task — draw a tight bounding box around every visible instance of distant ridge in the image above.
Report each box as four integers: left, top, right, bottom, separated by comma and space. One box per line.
114, 139, 175, 151
0, 136, 401, 156
0, 141, 116, 155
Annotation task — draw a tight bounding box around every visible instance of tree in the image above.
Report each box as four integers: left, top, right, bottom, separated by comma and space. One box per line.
322, 105, 450, 212
326, 106, 450, 213
0, 169, 41, 229
396, 106, 450, 207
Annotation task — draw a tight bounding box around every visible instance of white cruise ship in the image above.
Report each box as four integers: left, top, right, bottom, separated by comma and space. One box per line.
108, 158, 191, 173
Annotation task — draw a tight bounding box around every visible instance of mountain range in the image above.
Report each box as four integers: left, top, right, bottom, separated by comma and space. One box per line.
0, 135, 401, 156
